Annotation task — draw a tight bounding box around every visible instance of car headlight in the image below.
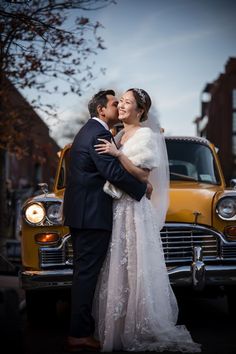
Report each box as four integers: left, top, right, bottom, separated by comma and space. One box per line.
25, 203, 46, 224
216, 197, 236, 220
47, 203, 62, 224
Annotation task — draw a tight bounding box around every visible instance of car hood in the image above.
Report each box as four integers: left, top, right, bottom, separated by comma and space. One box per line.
23, 192, 62, 207
166, 181, 223, 226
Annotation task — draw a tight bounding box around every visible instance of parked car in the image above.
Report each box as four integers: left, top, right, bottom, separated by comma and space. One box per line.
19, 136, 236, 321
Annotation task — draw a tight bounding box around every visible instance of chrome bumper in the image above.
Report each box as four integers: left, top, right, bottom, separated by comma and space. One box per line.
20, 246, 236, 291
168, 264, 236, 287
19, 269, 73, 290
169, 245, 236, 289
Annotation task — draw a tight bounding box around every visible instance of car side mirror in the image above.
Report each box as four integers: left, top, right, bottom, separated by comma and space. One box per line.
38, 183, 48, 196
230, 179, 236, 189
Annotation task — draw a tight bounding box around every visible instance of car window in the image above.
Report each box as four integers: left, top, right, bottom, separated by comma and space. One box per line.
166, 140, 220, 184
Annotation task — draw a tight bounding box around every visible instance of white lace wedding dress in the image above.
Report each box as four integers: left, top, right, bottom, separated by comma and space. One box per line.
92, 128, 201, 352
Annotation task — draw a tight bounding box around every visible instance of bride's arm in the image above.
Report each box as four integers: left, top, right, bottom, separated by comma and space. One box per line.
94, 138, 149, 183
116, 152, 149, 183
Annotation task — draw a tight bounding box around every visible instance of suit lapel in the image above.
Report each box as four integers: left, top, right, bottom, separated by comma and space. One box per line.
89, 118, 118, 147
111, 135, 118, 148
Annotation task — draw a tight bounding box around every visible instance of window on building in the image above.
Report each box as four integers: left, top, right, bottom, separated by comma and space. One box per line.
233, 112, 236, 133
232, 135, 236, 156
232, 89, 236, 155
233, 89, 236, 110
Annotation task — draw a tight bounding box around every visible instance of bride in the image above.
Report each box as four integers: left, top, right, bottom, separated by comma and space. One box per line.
93, 88, 201, 352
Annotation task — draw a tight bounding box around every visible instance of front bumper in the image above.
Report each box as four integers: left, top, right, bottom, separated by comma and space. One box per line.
20, 223, 236, 291
19, 261, 236, 291
19, 269, 73, 290
168, 264, 236, 287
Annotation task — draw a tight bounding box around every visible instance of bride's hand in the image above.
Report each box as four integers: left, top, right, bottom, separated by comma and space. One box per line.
146, 181, 153, 200
94, 138, 121, 157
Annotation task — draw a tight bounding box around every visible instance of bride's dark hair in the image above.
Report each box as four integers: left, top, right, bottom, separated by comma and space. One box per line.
127, 88, 152, 122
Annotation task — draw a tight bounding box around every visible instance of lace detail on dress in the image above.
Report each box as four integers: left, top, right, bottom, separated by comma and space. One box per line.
92, 194, 201, 352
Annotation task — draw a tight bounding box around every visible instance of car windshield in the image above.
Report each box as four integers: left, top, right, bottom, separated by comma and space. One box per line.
166, 140, 220, 184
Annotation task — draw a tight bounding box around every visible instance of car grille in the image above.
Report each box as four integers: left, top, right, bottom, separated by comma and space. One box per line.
221, 244, 236, 259
161, 225, 219, 262
39, 225, 227, 268
39, 235, 73, 268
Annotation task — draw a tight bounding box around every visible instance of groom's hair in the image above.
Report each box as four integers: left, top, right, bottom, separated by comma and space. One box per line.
88, 89, 115, 117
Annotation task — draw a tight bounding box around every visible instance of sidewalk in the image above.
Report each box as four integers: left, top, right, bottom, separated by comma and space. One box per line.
0, 274, 25, 352
0, 240, 25, 309
0, 274, 25, 306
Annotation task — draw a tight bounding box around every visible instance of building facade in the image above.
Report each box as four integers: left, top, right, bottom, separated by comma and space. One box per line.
194, 57, 236, 185
1, 79, 60, 240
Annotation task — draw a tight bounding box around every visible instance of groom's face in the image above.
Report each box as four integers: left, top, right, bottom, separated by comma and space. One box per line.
103, 94, 119, 126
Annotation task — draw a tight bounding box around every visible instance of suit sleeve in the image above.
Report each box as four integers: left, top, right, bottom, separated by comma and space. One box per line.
89, 131, 146, 201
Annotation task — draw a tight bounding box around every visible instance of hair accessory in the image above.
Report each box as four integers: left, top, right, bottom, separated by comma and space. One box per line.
133, 88, 146, 103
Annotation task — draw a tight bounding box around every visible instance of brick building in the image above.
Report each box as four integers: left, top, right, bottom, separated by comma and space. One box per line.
194, 57, 236, 185
1, 79, 60, 239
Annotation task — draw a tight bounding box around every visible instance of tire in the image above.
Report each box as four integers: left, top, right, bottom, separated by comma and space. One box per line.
25, 290, 58, 326
225, 285, 236, 318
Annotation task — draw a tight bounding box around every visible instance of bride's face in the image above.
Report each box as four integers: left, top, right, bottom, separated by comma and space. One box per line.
118, 91, 141, 124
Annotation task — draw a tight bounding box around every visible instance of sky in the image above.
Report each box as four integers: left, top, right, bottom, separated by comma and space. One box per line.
25, 0, 236, 147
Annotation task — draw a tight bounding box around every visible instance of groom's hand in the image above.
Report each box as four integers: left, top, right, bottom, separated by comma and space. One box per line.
146, 182, 153, 200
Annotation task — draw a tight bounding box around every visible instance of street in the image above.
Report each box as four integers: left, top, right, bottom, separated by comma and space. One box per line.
1, 275, 236, 354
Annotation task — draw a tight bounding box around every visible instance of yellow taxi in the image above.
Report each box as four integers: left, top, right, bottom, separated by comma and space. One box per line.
20, 136, 236, 321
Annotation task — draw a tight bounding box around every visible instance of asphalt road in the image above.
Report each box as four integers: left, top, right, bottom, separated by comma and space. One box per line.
1, 275, 236, 354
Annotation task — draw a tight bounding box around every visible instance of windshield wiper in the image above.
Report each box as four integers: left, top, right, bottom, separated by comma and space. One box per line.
170, 172, 198, 182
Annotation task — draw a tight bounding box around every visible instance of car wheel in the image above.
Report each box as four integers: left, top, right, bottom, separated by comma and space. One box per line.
225, 285, 236, 318
25, 290, 58, 326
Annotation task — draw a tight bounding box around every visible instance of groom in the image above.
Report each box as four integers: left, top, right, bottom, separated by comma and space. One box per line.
63, 89, 148, 352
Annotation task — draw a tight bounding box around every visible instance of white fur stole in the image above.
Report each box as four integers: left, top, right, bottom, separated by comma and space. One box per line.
119, 127, 159, 169
104, 127, 159, 199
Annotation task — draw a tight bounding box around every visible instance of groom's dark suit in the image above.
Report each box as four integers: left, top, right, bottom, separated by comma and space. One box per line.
63, 118, 146, 338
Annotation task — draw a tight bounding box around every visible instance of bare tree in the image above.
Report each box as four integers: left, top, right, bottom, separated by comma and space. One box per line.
0, 0, 114, 239
0, 0, 114, 145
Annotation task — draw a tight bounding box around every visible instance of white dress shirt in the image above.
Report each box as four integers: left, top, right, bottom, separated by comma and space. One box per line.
92, 117, 109, 131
